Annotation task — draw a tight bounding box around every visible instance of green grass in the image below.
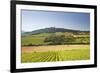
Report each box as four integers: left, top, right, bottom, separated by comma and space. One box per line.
31, 33, 51, 37
21, 33, 52, 45
22, 36, 46, 45
22, 48, 90, 63
21, 32, 90, 46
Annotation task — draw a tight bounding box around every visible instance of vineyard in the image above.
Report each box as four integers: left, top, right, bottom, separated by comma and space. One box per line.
21, 31, 90, 63
22, 45, 90, 63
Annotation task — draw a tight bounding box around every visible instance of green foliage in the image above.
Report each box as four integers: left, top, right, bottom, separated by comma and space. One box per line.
44, 34, 66, 45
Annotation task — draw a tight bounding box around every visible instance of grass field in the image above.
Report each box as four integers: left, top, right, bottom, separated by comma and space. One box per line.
21, 45, 90, 63
22, 32, 90, 46
22, 36, 46, 45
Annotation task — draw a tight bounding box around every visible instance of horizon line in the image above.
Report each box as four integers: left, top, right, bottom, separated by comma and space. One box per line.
22, 27, 90, 32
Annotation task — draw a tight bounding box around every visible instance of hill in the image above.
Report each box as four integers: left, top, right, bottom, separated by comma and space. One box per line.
22, 27, 89, 35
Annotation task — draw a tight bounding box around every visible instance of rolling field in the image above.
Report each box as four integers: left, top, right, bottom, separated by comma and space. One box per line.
22, 32, 90, 46
22, 36, 45, 45
22, 45, 90, 63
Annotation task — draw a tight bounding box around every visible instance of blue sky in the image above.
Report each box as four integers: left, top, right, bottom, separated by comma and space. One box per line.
21, 10, 90, 32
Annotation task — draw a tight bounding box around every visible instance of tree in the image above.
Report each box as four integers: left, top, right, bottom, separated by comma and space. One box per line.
44, 34, 66, 45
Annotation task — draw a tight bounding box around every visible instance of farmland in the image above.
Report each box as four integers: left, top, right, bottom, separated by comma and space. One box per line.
22, 45, 90, 63
22, 32, 90, 46
21, 28, 90, 63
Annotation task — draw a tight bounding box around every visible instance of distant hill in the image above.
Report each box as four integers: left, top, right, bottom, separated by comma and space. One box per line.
22, 27, 89, 35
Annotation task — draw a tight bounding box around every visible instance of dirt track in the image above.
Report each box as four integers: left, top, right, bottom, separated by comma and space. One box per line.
22, 45, 90, 53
